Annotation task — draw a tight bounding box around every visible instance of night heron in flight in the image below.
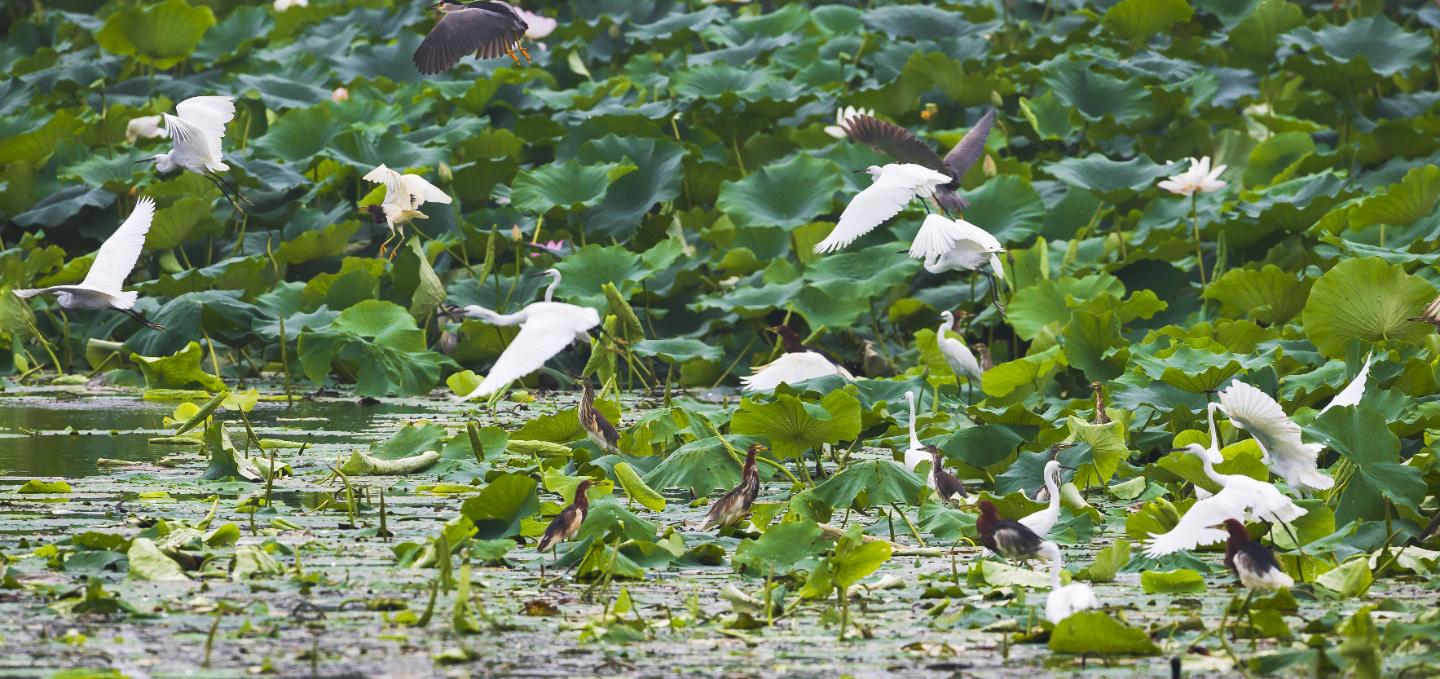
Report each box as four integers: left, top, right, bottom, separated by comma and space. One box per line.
14, 197, 164, 330
413, 1, 532, 75
837, 108, 996, 213
446, 268, 600, 401
137, 96, 247, 213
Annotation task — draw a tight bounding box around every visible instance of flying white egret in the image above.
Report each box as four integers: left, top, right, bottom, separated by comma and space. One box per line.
911, 214, 1007, 313
362, 164, 452, 257
836, 108, 996, 212
448, 268, 599, 401
1223, 519, 1294, 591
937, 310, 983, 400
812, 163, 951, 254
740, 326, 853, 391
1319, 355, 1372, 414
1142, 434, 1306, 558
1019, 460, 1064, 537
13, 197, 163, 330
413, 1, 532, 75
1045, 543, 1100, 624
138, 96, 246, 212
902, 390, 927, 472
1218, 380, 1332, 493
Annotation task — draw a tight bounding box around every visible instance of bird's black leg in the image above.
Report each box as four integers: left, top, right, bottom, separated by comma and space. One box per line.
984, 271, 1007, 319
213, 171, 252, 205
118, 308, 165, 331
202, 171, 246, 214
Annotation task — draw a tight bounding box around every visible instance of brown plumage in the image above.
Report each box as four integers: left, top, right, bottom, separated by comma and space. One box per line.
769, 325, 815, 354
977, 499, 1051, 562
578, 378, 620, 454
1091, 381, 1110, 425
413, 1, 531, 76
839, 109, 996, 213
971, 342, 993, 372
701, 444, 767, 530
861, 340, 894, 377
1223, 519, 1294, 591
1413, 294, 1440, 330
925, 445, 968, 504
537, 479, 592, 554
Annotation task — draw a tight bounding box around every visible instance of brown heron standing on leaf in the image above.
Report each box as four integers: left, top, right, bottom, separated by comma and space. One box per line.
1091, 381, 1110, 425
538, 479, 593, 557
924, 445, 968, 504
701, 444, 767, 531
971, 342, 993, 372
977, 499, 1057, 563
578, 377, 620, 454
413, 1, 532, 75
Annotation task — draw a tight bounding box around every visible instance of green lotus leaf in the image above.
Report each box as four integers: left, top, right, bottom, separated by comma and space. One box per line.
731, 390, 861, 460
1280, 14, 1434, 76
962, 175, 1045, 245
1049, 611, 1160, 655
1044, 64, 1149, 125
934, 424, 1026, 469
1044, 154, 1169, 195
510, 159, 636, 215
613, 462, 665, 512
369, 422, 447, 460
273, 221, 360, 266
981, 345, 1066, 399
1104, 0, 1194, 42
251, 106, 342, 164
96, 0, 216, 69
577, 135, 687, 240
1300, 257, 1434, 358
1345, 165, 1440, 230
127, 538, 189, 582
732, 519, 831, 576
1204, 264, 1313, 325
1140, 568, 1206, 594
644, 435, 758, 494
1228, 0, 1305, 63
459, 473, 540, 540
129, 341, 225, 392
1243, 132, 1314, 187
717, 154, 844, 230
554, 244, 648, 309
1309, 406, 1426, 523
0, 110, 84, 165
631, 338, 723, 364
808, 459, 925, 510
297, 299, 454, 397
1131, 342, 1277, 393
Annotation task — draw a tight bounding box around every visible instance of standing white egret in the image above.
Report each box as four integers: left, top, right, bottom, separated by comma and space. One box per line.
14, 197, 163, 330
448, 268, 599, 401
138, 96, 246, 211
812, 163, 952, 254
936, 310, 982, 400
1319, 354, 1372, 414
910, 214, 1007, 313
1218, 380, 1332, 493
362, 164, 452, 257
836, 108, 996, 212
740, 326, 853, 391
1019, 460, 1063, 537
1142, 441, 1306, 558
1045, 544, 1100, 624
902, 390, 927, 472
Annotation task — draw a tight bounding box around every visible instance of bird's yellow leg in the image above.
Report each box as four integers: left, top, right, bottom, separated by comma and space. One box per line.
505, 45, 521, 65
519, 41, 533, 64
377, 226, 398, 259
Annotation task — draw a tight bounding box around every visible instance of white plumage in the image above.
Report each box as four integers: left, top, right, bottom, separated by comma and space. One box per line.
1218, 380, 1332, 493
13, 197, 162, 329
1319, 355, 1372, 414
363, 163, 452, 254
453, 269, 599, 401
1019, 460, 1063, 538
1143, 443, 1307, 558
1044, 543, 1099, 624
910, 214, 1004, 277
936, 311, 982, 398
1233, 551, 1294, 591
740, 351, 853, 392
813, 163, 951, 254
156, 96, 235, 174
902, 390, 926, 472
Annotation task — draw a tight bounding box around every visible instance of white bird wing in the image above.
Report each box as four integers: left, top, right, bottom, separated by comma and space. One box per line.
814, 164, 949, 254
80, 197, 156, 295
461, 304, 598, 400
173, 96, 234, 169
740, 351, 853, 392
954, 218, 1003, 252
363, 164, 403, 203
939, 335, 982, 381
1319, 356, 1371, 414
1142, 494, 1239, 557
400, 173, 452, 206
1219, 381, 1331, 492
908, 214, 965, 259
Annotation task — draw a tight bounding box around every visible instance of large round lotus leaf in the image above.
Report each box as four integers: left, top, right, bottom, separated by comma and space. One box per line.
1203, 264, 1314, 325
1301, 257, 1434, 358
1044, 63, 1149, 124
962, 175, 1046, 245
1103, 0, 1194, 41
96, 0, 216, 69
716, 154, 844, 229
1044, 154, 1169, 195
1280, 14, 1434, 76
631, 338, 723, 363
510, 159, 635, 214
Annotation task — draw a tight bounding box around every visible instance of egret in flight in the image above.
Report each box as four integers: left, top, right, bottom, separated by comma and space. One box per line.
813, 163, 952, 254
1218, 380, 1332, 493
13, 197, 164, 330
937, 310, 982, 400
836, 109, 996, 212
362, 164, 452, 257
413, 1, 532, 75
447, 268, 599, 401
910, 214, 1007, 314
1319, 354, 1372, 414
138, 96, 246, 212
740, 326, 853, 391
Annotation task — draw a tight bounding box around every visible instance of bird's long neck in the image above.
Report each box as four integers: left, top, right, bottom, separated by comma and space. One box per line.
907, 395, 919, 447
1199, 455, 1227, 486
1044, 468, 1061, 509
743, 449, 758, 480
775, 327, 806, 353
573, 487, 590, 512
937, 318, 949, 340
1206, 402, 1222, 451
543, 272, 560, 302
974, 343, 993, 371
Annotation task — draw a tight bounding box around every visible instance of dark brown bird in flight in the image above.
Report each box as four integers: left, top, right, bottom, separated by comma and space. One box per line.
838, 108, 996, 213
413, 1, 532, 76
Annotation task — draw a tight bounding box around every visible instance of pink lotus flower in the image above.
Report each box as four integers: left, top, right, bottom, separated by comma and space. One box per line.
331, 87, 349, 103
1158, 156, 1227, 196
519, 9, 557, 40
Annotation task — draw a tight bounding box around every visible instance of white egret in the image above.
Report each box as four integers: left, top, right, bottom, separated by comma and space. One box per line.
1218, 380, 1332, 493
449, 268, 600, 401
1045, 544, 1100, 624
13, 197, 163, 330
740, 326, 853, 391
902, 390, 926, 472
823, 106, 874, 139
910, 214, 1007, 313
1319, 355, 1372, 414
1142, 434, 1306, 558
413, 1, 532, 75
1019, 460, 1063, 537
836, 108, 996, 212
924, 444, 968, 503
1223, 519, 1293, 591
812, 163, 951, 254
362, 164, 452, 257
139, 96, 246, 211
936, 310, 982, 400
977, 500, 1056, 562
